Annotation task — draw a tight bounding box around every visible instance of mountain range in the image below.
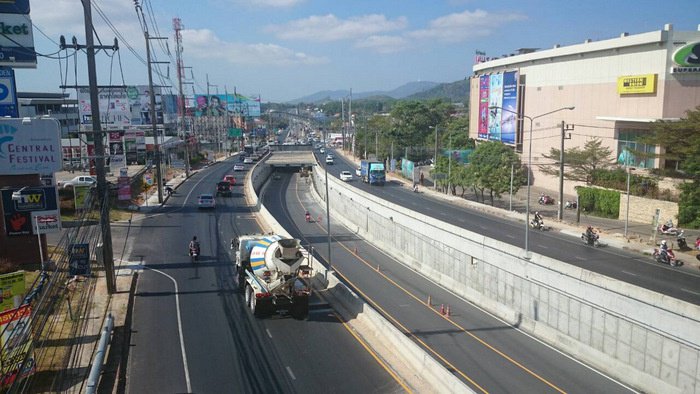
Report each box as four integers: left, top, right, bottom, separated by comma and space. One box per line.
287, 80, 469, 104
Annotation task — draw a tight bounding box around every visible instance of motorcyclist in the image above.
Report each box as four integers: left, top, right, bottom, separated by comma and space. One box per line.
305, 211, 311, 222
585, 225, 596, 245
659, 240, 669, 263
661, 219, 674, 233
189, 236, 200, 256
533, 211, 543, 228
412, 182, 418, 192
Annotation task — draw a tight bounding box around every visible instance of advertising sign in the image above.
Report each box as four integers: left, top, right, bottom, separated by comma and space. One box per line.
0, 272, 25, 312
478, 75, 489, 139
1, 186, 58, 214
68, 243, 91, 276
487, 73, 503, 141
73, 186, 92, 211
126, 85, 164, 125
0, 0, 30, 14
110, 155, 125, 174
0, 305, 35, 387
0, 118, 61, 175
30, 210, 60, 234
0, 13, 36, 68
78, 87, 131, 125
3, 212, 29, 236
117, 176, 131, 201
194, 94, 261, 117
671, 41, 700, 73
617, 74, 657, 94
0, 67, 18, 117
500, 71, 519, 144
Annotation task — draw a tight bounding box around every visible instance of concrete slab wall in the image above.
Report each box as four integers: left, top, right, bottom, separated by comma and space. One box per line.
311, 166, 700, 394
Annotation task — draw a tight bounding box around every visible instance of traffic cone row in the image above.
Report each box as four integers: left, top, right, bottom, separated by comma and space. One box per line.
438, 303, 451, 317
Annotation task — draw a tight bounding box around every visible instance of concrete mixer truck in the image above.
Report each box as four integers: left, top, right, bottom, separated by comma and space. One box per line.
232, 234, 312, 318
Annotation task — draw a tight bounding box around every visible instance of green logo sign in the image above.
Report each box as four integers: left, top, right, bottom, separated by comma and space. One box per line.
673, 41, 700, 67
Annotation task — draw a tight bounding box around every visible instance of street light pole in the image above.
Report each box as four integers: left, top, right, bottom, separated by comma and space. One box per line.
433, 125, 438, 191
624, 166, 634, 238
491, 105, 575, 258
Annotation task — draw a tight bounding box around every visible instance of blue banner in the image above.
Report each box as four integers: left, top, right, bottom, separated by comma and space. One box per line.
500, 71, 519, 145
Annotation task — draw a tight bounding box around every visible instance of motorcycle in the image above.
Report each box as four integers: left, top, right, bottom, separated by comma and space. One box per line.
565, 200, 577, 210
189, 245, 200, 263
676, 230, 688, 250
530, 217, 548, 231
538, 193, 555, 205
581, 231, 600, 247
305, 213, 311, 223
652, 248, 682, 267
657, 220, 681, 236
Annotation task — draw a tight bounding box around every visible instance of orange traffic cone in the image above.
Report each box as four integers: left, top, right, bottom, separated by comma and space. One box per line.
427, 295, 431, 306
440, 304, 445, 315
446, 305, 451, 317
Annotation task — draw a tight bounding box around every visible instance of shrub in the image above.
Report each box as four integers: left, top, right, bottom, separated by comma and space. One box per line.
576, 186, 620, 218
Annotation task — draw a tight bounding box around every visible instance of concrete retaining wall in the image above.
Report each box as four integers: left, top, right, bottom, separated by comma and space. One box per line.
619, 193, 679, 224
311, 166, 700, 394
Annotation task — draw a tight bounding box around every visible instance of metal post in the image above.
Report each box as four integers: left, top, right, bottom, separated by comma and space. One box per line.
624, 167, 631, 238
324, 128, 332, 270
82, 0, 115, 294
558, 121, 565, 220
34, 216, 44, 265
433, 125, 438, 191
145, 31, 163, 204
525, 118, 533, 258
447, 132, 452, 195
509, 163, 514, 211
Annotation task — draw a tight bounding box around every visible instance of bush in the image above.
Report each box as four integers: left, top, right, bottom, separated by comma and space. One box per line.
591, 168, 658, 198
576, 186, 620, 219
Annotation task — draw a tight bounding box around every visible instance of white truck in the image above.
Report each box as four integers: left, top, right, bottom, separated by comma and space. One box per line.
232, 234, 312, 318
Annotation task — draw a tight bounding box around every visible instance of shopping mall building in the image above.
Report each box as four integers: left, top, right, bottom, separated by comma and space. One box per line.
469, 23, 700, 194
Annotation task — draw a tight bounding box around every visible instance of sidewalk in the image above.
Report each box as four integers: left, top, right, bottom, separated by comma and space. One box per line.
337, 149, 700, 270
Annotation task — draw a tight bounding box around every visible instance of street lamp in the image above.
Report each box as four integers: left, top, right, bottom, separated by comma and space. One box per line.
490, 105, 575, 258
624, 166, 635, 238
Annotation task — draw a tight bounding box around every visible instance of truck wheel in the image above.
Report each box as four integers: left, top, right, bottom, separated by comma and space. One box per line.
291, 296, 309, 319
236, 268, 246, 292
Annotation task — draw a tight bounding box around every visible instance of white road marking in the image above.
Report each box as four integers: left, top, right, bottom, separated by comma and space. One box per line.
681, 288, 700, 297
398, 304, 410, 308
574, 256, 586, 261
144, 267, 192, 393
505, 234, 515, 239
286, 366, 296, 380
266, 329, 273, 339
621, 270, 638, 277
537, 244, 549, 249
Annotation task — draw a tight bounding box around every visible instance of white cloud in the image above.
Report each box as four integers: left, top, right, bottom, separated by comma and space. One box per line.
267, 14, 407, 42
31, 0, 138, 42
354, 35, 410, 54
409, 9, 526, 42
182, 29, 328, 65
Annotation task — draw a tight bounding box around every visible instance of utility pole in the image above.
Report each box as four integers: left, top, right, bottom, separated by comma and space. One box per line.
341, 98, 345, 152
81, 0, 116, 294
558, 121, 573, 220
173, 17, 190, 177
433, 125, 438, 191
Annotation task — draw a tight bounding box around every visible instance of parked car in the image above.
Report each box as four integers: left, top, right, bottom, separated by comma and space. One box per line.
216, 182, 232, 197
223, 175, 236, 185
339, 171, 352, 181
197, 193, 216, 209
233, 164, 245, 171
57, 175, 96, 189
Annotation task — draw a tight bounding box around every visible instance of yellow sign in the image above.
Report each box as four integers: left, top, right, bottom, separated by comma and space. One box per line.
617, 74, 657, 94
0, 272, 25, 313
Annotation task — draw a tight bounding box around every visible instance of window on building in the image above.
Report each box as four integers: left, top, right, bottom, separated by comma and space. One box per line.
617, 129, 655, 168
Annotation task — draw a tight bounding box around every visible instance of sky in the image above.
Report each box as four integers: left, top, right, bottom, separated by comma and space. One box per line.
12, 0, 700, 103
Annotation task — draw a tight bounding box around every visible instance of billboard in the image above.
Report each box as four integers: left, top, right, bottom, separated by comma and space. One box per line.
194, 94, 261, 117
477, 75, 489, 139
0, 13, 36, 68
477, 71, 519, 145
0, 272, 25, 312
0, 67, 18, 118
69, 243, 91, 276
0, 118, 61, 175
78, 86, 174, 126
30, 210, 60, 234
0, 305, 35, 387
500, 71, 519, 144
617, 74, 657, 94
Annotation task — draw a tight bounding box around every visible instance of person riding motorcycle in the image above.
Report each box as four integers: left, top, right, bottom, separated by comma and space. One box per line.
585, 225, 596, 245
189, 236, 200, 256
533, 211, 543, 228
305, 211, 311, 222
661, 219, 675, 233
659, 240, 669, 263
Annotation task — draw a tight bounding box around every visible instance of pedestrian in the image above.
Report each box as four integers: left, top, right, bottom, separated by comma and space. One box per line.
420, 171, 424, 186
695, 236, 700, 251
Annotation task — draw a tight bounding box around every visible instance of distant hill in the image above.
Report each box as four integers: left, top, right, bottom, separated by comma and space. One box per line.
405, 79, 469, 102
288, 81, 439, 104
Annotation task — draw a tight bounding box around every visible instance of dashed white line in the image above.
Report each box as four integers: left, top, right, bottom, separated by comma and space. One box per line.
574, 256, 586, 261
505, 234, 516, 239
621, 270, 638, 277
286, 366, 296, 380
266, 329, 273, 339
681, 288, 700, 297
537, 244, 549, 249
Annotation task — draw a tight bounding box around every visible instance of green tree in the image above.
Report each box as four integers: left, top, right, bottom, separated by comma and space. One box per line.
465, 141, 525, 205
641, 106, 700, 227
539, 138, 615, 184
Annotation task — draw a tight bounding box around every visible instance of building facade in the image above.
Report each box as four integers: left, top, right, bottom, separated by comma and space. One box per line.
469, 24, 700, 193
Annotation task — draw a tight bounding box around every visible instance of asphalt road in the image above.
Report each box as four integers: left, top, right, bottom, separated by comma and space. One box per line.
125, 158, 402, 393
319, 149, 700, 305
264, 169, 634, 393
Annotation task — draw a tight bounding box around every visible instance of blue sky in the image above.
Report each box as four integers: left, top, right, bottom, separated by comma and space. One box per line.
14, 0, 700, 102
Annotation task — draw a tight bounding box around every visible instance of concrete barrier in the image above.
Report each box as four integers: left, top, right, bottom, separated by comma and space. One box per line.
248, 158, 473, 393
310, 163, 700, 394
